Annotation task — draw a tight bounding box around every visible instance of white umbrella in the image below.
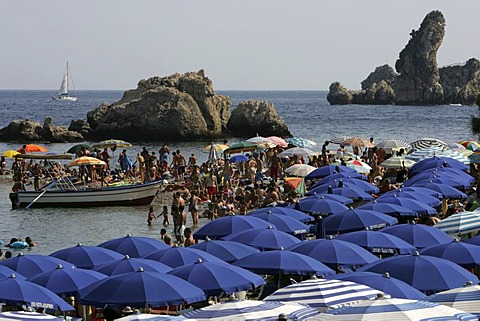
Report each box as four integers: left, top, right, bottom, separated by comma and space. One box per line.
0, 311, 59, 320
182, 300, 319, 320
376, 139, 411, 153
285, 164, 317, 177
380, 156, 416, 169
309, 298, 477, 320
346, 160, 372, 174
264, 278, 383, 310
279, 147, 316, 157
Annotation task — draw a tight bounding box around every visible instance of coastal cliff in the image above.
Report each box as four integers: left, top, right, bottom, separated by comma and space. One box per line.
327, 10, 480, 106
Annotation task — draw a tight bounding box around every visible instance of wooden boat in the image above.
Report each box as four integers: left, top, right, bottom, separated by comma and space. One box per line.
9, 179, 162, 209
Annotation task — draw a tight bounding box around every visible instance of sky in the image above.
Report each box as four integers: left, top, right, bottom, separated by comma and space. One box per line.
1, 0, 479, 91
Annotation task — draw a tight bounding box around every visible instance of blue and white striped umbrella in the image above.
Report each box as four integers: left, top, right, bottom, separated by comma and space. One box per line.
182, 300, 319, 321
263, 278, 382, 310
116, 314, 186, 321
434, 211, 480, 236
309, 298, 477, 321
407, 149, 470, 164
286, 137, 317, 148
426, 283, 480, 317
405, 146, 446, 161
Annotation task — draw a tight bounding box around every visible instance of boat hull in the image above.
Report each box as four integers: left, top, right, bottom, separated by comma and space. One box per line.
53, 95, 77, 102
10, 181, 162, 208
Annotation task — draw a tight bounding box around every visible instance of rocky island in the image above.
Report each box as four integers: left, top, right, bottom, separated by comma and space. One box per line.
0, 70, 291, 143
327, 10, 480, 106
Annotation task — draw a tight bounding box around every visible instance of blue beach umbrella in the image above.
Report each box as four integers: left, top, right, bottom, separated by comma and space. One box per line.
264, 277, 382, 310
357, 201, 417, 218
229, 154, 248, 163
98, 234, 170, 258
233, 250, 335, 277
426, 283, 480, 317
142, 247, 223, 268
312, 178, 379, 194
50, 243, 123, 269
408, 156, 469, 176
288, 238, 379, 270
303, 193, 354, 205
375, 196, 437, 216
391, 186, 443, 198
0, 266, 26, 280
194, 215, 274, 240
380, 223, 453, 249
316, 187, 375, 201
315, 173, 365, 186
405, 168, 474, 186
357, 252, 479, 294
248, 207, 314, 223
322, 209, 397, 235
381, 190, 441, 207
79, 268, 205, 308
249, 213, 310, 235
0, 274, 74, 311
189, 239, 260, 263
168, 259, 265, 296
464, 234, 480, 246
336, 230, 416, 255
183, 300, 320, 321
309, 298, 478, 321
298, 198, 350, 216
407, 176, 472, 191
333, 272, 426, 300
92, 255, 172, 275
0, 253, 75, 278
305, 165, 356, 180
410, 182, 467, 199
419, 240, 480, 268
223, 226, 302, 251
434, 210, 480, 236
28, 264, 107, 296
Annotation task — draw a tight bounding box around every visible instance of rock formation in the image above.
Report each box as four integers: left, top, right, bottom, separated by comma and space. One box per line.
327, 82, 353, 105
393, 10, 445, 104
440, 58, 480, 105
87, 70, 231, 141
326, 10, 479, 106
0, 118, 83, 142
227, 100, 291, 137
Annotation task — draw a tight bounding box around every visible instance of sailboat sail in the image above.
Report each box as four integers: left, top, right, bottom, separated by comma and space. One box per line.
53, 62, 77, 102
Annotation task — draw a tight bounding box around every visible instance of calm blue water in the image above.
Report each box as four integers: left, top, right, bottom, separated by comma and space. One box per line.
0, 90, 476, 255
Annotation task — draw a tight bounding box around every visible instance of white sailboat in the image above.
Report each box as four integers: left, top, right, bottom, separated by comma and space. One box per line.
52, 62, 77, 102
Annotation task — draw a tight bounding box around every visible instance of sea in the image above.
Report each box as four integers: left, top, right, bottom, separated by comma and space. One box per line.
0, 89, 476, 255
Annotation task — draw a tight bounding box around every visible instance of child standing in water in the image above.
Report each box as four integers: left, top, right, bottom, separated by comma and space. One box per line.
147, 206, 156, 226
158, 205, 170, 227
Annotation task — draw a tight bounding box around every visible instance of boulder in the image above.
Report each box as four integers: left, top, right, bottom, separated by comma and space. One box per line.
42, 117, 84, 143
87, 70, 231, 141
0, 119, 43, 142
327, 82, 353, 105
68, 119, 92, 138
440, 58, 480, 105
227, 100, 291, 138
393, 10, 445, 104
361, 65, 398, 90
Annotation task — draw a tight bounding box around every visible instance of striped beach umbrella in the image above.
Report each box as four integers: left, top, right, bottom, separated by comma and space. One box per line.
458, 140, 480, 151
375, 139, 410, 153
434, 211, 480, 236
285, 164, 316, 177
380, 156, 416, 169
183, 300, 319, 321
427, 283, 480, 317
264, 277, 382, 310
409, 138, 449, 151
286, 137, 317, 148
309, 298, 477, 321
405, 146, 446, 161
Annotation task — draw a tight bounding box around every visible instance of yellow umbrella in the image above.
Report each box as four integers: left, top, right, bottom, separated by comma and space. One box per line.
203, 144, 229, 152
3, 150, 20, 158
67, 156, 106, 167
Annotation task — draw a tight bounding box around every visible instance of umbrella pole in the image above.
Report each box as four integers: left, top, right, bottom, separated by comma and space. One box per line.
278, 271, 281, 289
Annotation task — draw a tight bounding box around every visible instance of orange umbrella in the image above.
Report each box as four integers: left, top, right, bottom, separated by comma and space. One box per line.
67, 156, 106, 167
17, 144, 48, 153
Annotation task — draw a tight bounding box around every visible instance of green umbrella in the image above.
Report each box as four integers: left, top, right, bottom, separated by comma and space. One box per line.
225, 142, 259, 153
66, 144, 94, 154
